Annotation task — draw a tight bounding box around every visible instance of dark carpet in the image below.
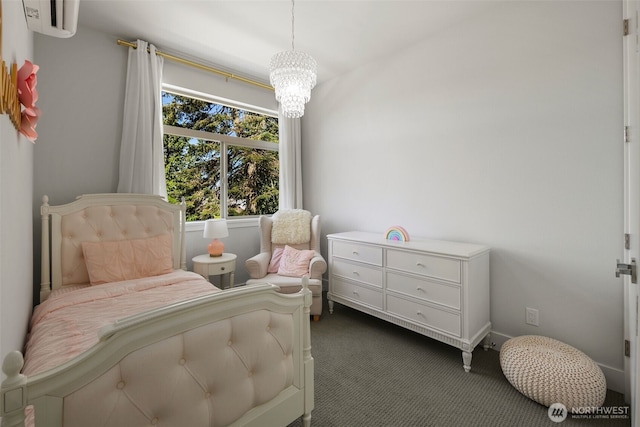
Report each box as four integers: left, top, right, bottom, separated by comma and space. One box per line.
288, 295, 630, 427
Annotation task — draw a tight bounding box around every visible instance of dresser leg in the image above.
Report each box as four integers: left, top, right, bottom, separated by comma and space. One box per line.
482, 333, 492, 351
462, 351, 472, 372
328, 299, 334, 314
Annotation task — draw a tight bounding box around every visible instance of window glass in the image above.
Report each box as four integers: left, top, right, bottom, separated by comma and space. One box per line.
162, 91, 279, 220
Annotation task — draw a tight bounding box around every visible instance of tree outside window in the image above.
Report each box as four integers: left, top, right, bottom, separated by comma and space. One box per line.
162, 91, 279, 221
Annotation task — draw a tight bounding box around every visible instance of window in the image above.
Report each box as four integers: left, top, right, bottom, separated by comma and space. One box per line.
162, 90, 279, 221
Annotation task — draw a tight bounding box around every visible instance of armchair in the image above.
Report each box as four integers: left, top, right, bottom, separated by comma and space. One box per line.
245, 210, 327, 321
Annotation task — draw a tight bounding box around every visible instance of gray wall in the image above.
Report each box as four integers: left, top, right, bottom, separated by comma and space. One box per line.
1, 0, 35, 363
32, 25, 277, 291
303, 1, 624, 389
34, 27, 125, 205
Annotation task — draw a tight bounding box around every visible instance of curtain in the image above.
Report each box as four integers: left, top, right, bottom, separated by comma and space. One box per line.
117, 39, 166, 197
278, 111, 303, 209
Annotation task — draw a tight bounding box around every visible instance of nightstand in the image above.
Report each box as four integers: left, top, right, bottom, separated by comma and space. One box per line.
192, 253, 237, 289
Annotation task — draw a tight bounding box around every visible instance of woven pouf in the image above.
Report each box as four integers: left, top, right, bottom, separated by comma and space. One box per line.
500, 335, 606, 412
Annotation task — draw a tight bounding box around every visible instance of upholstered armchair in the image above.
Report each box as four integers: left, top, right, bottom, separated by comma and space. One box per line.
245, 210, 327, 320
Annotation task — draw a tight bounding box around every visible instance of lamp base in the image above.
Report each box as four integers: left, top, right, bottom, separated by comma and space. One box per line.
208, 239, 224, 257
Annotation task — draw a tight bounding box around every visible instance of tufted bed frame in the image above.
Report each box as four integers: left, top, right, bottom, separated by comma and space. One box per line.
0, 194, 314, 427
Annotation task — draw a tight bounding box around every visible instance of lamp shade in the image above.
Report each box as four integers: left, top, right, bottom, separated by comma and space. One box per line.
203, 219, 228, 239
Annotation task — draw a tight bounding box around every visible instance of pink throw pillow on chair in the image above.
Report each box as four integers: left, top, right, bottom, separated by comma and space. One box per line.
277, 245, 314, 277
268, 247, 284, 273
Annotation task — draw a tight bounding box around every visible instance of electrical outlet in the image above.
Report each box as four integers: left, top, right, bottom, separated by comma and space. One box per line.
526, 307, 539, 326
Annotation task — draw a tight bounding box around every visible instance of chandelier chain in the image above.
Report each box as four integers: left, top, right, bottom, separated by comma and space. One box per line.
291, 0, 295, 51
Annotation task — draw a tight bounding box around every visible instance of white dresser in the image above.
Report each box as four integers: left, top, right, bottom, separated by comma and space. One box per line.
327, 231, 491, 372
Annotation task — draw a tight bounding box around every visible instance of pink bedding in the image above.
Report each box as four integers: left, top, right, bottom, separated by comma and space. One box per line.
22, 270, 221, 376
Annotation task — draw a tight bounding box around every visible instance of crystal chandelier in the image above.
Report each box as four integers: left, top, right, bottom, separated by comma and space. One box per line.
269, 0, 317, 118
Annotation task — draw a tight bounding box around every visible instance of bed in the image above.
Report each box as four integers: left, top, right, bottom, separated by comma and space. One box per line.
1, 193, 314, 427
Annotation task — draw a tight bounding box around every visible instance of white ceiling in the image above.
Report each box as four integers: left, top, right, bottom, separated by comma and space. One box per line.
78, 0, 498, 86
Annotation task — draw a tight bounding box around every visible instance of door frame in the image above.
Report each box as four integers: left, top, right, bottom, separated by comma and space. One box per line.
623, 1, 640, 424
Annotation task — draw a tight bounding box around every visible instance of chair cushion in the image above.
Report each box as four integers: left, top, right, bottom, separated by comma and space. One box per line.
500, 335, 606, 412
245, 275, 323, 316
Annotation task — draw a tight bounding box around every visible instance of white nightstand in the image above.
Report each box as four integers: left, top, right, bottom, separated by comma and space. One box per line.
192, 253, 237, 289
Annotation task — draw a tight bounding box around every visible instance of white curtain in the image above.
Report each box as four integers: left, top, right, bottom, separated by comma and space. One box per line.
117, 39, 166, 197
278, 111, 303, 209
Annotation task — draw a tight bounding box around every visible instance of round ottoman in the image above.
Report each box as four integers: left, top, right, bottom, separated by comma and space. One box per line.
500, 335, 606, 412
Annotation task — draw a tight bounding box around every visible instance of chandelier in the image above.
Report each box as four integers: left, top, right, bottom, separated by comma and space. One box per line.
269, 0, 317, 118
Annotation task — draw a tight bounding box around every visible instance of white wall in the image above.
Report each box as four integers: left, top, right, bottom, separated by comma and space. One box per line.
29, 0, 625, 392
1, 0, 35, 362
163, 53, 277, 113
303, 1, 624, 389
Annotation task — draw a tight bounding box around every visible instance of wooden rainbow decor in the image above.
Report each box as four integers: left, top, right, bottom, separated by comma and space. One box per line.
384, 226, 410, 242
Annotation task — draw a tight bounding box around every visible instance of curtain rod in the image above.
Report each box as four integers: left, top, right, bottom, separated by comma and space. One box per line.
116, 39, 273, 92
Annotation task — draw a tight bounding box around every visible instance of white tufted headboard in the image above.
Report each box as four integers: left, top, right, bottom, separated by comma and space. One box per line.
40, 194, 186, 303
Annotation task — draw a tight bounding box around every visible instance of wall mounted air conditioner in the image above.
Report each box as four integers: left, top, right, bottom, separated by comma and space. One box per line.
22, 0, 80, 38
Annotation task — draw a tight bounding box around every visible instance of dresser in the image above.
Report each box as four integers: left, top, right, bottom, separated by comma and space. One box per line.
327, 231, 491, 372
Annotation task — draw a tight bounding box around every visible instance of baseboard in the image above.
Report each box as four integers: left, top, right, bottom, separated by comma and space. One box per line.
488, 331, 626, 395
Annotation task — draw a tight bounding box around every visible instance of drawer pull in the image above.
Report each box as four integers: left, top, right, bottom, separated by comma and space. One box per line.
416, 262, 426, 268
352, 251, 359, 255
353, 291, 360, 297
416, 286, 425, 292
417, 311, 426, 318
352, 271, 360, 276
221, 267, 225, 271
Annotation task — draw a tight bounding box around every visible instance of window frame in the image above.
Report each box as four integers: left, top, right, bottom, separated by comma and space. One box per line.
162, 85, 279, 223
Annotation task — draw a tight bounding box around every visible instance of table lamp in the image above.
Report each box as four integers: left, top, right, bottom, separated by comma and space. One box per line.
203, 219, 228, 257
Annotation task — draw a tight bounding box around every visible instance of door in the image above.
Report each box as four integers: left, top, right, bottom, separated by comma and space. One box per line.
623, 1, 640, 424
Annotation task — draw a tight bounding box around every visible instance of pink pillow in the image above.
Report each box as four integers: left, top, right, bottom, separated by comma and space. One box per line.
268, 247, 284, 274
82, 234, 173, 285
277, 245, 314, 278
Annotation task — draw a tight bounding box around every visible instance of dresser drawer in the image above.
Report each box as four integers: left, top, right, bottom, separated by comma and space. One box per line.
331, 278, 383, 309
332, 259, 383, 288
332, 240, 383, 266
386, 295, 461, 337
386, 249, 460, 283
386, 272, 460, 310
